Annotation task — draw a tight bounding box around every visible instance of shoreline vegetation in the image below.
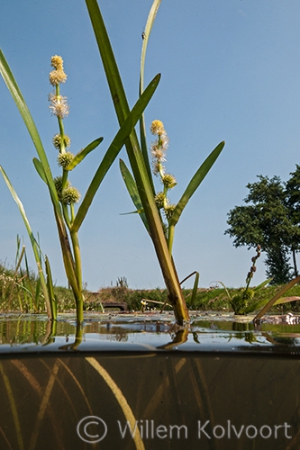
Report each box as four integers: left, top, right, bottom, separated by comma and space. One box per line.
1, 263, 299, 315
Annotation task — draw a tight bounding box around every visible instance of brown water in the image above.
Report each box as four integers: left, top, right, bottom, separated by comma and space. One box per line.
0, 312, 299, 449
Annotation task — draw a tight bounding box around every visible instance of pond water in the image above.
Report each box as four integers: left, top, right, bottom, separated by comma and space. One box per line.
0, 311, 299, 354
0, 312, 300, 449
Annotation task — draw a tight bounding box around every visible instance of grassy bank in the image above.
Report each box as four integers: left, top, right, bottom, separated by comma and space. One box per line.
1, 263, 300, 314
88, 284, 300, 314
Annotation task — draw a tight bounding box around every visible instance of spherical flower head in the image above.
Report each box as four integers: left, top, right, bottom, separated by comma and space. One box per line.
52, 134, 71, 150
49, 93, 69, 118
51, 55, 64, 70
54, 176, 70, 200
150, 120, 165, 136
49, 69, 67, 86
62, 186, 81, 205
154, 192, 166, 209
49, 55, 67, 85
162, 173, 177, 190
58, 152, 74, 169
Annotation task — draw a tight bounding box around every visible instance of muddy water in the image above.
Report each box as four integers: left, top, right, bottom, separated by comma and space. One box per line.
0, 312, 299, 449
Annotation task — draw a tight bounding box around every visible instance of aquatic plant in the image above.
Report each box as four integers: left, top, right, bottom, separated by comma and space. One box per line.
0, 41, 159, 323
87, 0, 225, 324
0, 0, 225, 326
219, 245, 300, 317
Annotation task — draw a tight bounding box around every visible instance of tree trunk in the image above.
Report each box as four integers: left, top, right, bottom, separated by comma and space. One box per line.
292, 246, 298, 278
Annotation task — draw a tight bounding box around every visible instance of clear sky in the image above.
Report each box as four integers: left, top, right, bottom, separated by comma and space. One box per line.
1, 1, 300, 291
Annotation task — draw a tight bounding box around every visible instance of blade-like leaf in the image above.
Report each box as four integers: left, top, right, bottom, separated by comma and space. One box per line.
169, 141, 225, 227
120, 159, 149, 232
72, 73, 161, 232
139, 0, 162, 185
245, 295, 300, 315
86, 0, 190, 325
33, 158, 47, 183
45, 255, 57, 320
190, 271, 199, 308
35, 277, 41, 309
179, 270, 199, 308
253, 278, 272, 292
0, 165, 52, 317
0, 50, 87, 299
0, 49, 61, 212
254, 274, 300, 321
15, 235, 23, 269
66, 137, 103, 170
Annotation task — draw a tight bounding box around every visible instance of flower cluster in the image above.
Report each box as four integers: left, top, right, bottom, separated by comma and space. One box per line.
150, 120, 176, 222
54, 176, 80, 205
49, 93, 69, 119
52, 133, 71, 150
49, 56, 80, 208
150, 120, 169, 175
49, 56, 68, 118
49, 55, 67, 85
57, 152, 74, 169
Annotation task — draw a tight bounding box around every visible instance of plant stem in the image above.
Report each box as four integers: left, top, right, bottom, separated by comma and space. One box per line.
168, 223, 175, 255
70, 230, 84, 323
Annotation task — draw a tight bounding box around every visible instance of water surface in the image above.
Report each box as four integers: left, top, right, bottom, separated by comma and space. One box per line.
0, 312, 299, 354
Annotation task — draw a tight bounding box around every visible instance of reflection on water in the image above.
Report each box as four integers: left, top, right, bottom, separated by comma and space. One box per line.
0, 313, 300, 449
0, 312, 299, 353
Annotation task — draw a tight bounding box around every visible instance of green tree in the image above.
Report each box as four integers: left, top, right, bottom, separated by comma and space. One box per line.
225, 175, 300, 284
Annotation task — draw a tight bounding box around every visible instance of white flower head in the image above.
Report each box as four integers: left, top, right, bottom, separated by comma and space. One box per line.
49, 93, 69, 118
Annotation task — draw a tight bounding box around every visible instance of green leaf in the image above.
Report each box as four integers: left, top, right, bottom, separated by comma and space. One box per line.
244, 295, 298, 315
14, 235, 24, 270
253, 278, 272, 292
253, 274, 300, 320
139, 0, 162, 184
169, 141, 225, 227
33, 158, 47, 183
0, 49, 61, 212
86, 0, 190, 325
190, 271, 199, 307
120, 159, 149, 232
72, 73, 161, 232
35, 278, 41, 309
66, 137, 103, 170
45, 255, 57, 320
179, 270, 199, 307
0, 165, 52, 318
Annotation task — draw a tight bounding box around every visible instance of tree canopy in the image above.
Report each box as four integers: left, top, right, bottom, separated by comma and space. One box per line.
225, 169, 300, 284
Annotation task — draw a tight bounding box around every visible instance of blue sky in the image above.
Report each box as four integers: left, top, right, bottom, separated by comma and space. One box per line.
1, 1, 300, 291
